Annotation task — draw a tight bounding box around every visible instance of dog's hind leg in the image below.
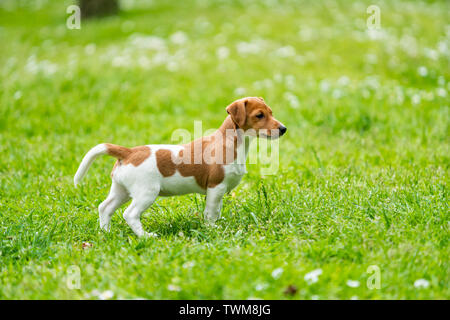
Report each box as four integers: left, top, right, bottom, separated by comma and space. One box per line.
123, 188, 159, 237
98, 181, 130, 231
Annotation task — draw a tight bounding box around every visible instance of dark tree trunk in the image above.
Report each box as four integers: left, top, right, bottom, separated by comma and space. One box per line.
79, 0, 119, 19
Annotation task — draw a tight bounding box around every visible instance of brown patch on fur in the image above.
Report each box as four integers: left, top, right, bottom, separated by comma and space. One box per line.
123, 146, 151, 166
218, 118, 239, 162
106, 143, 132, 160
106, 144, 151, 170
179, 138, 226, 189
155, 149, 177, 177
155, 137, 227, 190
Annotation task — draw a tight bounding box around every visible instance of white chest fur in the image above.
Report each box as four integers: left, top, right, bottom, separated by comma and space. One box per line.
223, 162, 246, 192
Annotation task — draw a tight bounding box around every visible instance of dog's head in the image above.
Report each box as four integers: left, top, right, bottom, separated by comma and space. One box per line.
226, 97, 286, 139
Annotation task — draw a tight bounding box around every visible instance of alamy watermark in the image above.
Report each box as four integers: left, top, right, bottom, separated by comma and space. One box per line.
366, 5, 381, 30
66, 265, 81, 290
367, 265, 381, 290
66, 5, 81, 30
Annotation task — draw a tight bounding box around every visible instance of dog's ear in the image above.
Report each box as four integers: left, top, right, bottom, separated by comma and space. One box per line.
226, 99, 247, 128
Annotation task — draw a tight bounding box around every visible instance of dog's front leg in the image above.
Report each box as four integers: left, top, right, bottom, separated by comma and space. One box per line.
204, 185, 227, 225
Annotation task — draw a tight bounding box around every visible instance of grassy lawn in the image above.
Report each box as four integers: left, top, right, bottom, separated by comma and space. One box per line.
0, 0, 448, 299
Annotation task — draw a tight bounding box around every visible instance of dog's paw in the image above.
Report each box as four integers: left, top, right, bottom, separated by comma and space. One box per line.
205, 221, 220, 228
99, 224, 111, 232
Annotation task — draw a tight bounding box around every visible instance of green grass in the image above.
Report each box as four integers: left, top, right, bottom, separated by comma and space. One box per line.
0, 0, 449, 299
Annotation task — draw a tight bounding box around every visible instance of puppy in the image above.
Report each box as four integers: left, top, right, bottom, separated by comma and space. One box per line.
74, 97, 286, 237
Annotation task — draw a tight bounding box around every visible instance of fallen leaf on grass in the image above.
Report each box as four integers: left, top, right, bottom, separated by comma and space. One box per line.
283, 284, 298, 296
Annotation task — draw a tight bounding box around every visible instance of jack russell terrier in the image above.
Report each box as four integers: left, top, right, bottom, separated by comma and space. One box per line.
74, 97, 286, 237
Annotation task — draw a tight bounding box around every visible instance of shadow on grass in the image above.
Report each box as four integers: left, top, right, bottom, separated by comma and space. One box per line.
136, 208, 212, 241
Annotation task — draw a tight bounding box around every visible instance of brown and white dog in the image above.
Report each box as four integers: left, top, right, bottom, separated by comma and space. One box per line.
74, 97, 286, 237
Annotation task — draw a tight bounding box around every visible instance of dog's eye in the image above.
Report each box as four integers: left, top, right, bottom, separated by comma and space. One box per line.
256, 113, 264, 119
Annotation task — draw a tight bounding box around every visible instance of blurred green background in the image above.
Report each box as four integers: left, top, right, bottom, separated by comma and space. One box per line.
0, 0, 448, 299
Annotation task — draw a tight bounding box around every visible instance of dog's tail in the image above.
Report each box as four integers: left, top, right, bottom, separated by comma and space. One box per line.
74, 143, 131, 186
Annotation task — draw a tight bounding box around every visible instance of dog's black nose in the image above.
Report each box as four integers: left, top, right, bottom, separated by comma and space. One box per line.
279, 125, 287, 136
